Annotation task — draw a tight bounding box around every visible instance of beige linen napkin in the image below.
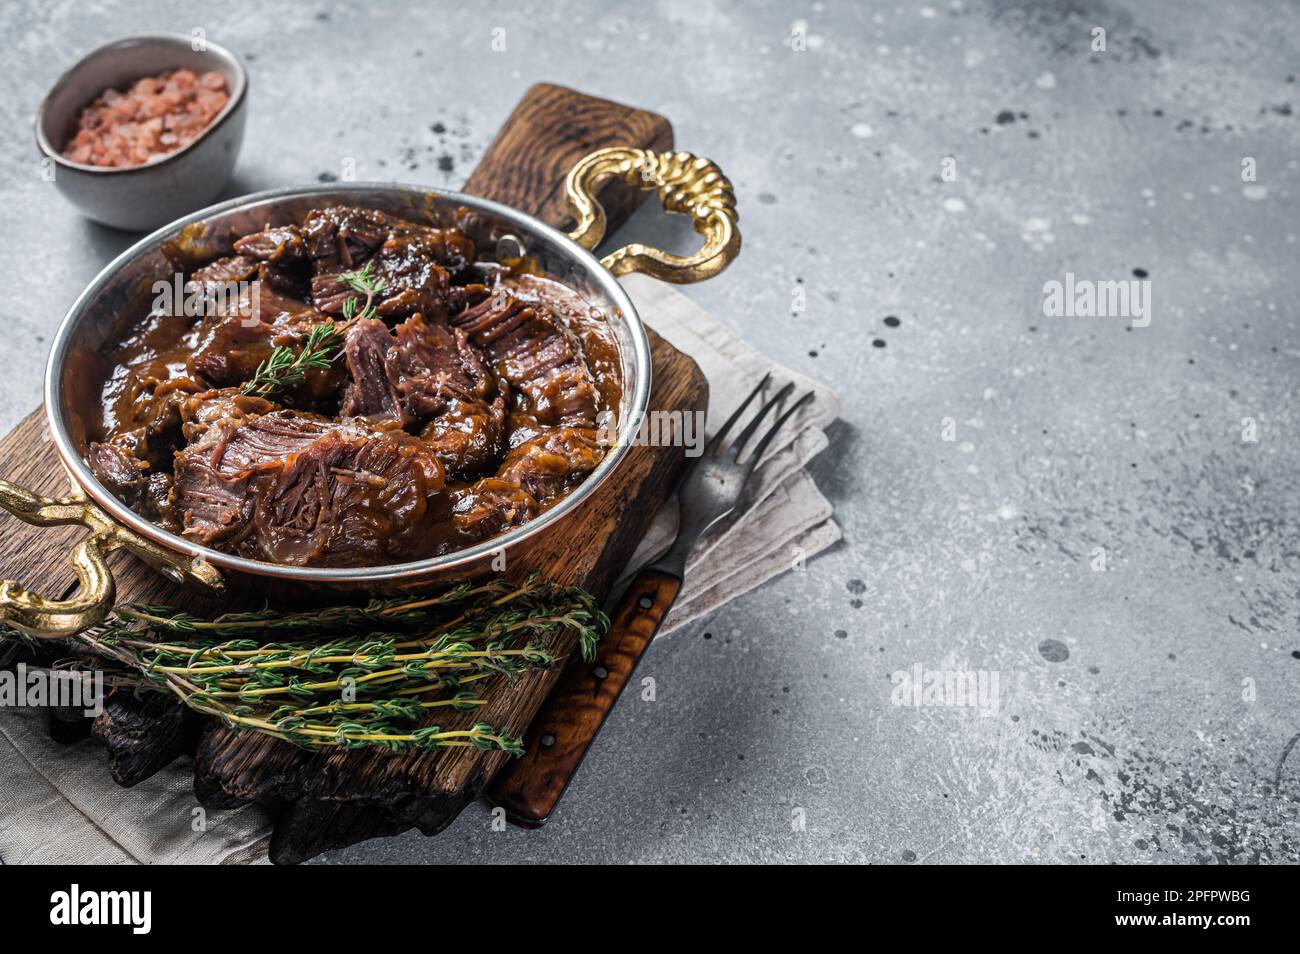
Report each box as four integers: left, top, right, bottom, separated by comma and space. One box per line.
0, 279, 839, 864
0, 707, 273, 864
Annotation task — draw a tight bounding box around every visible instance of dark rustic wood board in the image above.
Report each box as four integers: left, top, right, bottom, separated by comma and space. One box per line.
0, 83, 706, 864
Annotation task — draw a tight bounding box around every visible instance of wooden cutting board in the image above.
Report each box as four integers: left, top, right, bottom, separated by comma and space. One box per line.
0, 83, 708, 864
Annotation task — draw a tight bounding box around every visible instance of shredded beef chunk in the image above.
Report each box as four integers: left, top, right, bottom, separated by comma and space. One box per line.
300, 206, 392, 266
452, 478, 539, 539
177, 388, 276, 442
339, 319, 400, 420
415, 346, 509, 480
230, 228, 314, 297
171, 391, 315, 544
88, 440, 175, 526
311, 239, 452, 319
339, 315, 508, 477
187, 297, 342, 404
87, 440, 148, 508
496, 427, 604, 502
449, 287, 605, 513
305, 206, 476, 319
189, 254, 258, 288
174, 400, 447, 566
233, 225, 307, 264
453, 290, 599, 427
87, 205, 618, 567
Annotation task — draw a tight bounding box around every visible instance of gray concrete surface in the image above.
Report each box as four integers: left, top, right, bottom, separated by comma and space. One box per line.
2, 0, 1298, 863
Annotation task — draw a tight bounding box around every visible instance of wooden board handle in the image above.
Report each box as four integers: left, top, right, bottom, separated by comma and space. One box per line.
463, 83, 672, 225
487, 568, 681, 826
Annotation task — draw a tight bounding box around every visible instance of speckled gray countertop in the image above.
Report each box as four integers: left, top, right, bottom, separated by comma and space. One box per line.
1, 0, 1297, 864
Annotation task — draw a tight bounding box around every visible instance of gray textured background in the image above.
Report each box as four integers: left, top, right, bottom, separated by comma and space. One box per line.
2, 0, 1298, 863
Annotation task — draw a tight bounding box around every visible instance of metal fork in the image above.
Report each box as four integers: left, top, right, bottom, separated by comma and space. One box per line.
488, 374, 815, 826
649, 372, 815, 580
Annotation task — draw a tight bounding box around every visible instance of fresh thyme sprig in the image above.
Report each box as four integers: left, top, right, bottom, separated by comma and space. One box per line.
235, 262, 385, 398
240, 320, 344, 398
0, 575, 606, 756
337, 260, 386, 321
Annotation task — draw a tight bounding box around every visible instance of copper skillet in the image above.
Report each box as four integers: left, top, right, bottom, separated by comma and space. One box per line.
0, 147, 740, 639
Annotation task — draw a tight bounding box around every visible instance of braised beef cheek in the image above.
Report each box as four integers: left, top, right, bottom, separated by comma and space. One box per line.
86, 206, 622, 567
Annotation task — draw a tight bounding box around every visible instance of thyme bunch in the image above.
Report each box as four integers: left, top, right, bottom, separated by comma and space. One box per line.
2, 576, 606, 756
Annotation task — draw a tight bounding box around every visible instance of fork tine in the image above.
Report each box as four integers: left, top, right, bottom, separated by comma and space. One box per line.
705, 372, 771, 455
730, 381, 796, 460
743, 391, 815, 471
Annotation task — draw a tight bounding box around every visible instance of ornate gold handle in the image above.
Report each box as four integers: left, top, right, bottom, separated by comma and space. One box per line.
565, 147, 741, 283
0, 475, 223, 639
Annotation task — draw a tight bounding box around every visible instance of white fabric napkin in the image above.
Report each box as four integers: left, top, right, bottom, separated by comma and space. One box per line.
0, 280, 839, 864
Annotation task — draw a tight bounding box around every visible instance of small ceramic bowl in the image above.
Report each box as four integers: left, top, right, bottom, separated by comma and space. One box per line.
35, 33, 248, 232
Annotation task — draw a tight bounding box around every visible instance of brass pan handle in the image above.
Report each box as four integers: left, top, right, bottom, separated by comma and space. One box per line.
565, 147, 741, 283
0, 475, 223, 639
